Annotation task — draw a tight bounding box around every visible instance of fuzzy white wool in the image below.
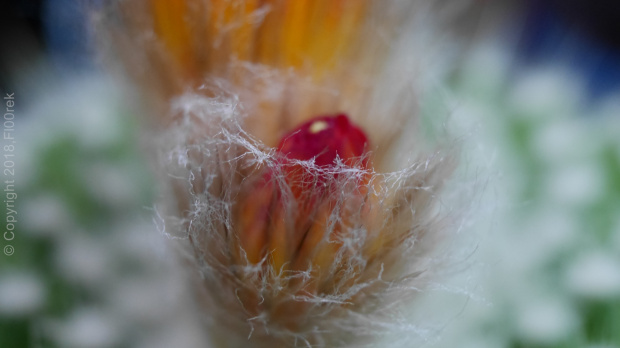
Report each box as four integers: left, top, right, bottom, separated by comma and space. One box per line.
99, 1, 483, 346
147, 82, 463, 347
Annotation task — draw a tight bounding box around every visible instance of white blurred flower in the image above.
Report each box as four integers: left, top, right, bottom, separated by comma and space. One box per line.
516, 298, 578, 345
545, 163, 604, 207
84, 164, 140, 208
565, 251, 620, 299
55, 236, 112, 286
0, 272, 45, 316
509, 67, 583, 118
133, 317, 207, 348
21, 195, 73, 237
51, 308, 121, 348
532, 120, 595, 164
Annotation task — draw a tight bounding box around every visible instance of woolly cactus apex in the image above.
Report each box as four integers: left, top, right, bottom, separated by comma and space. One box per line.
100, 0, 459, 346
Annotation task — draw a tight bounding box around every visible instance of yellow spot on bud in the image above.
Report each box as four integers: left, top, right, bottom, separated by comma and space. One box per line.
309, 120, 329, 134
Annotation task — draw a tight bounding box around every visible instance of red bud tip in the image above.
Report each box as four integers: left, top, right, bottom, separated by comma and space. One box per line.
277, 114, 369, 167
